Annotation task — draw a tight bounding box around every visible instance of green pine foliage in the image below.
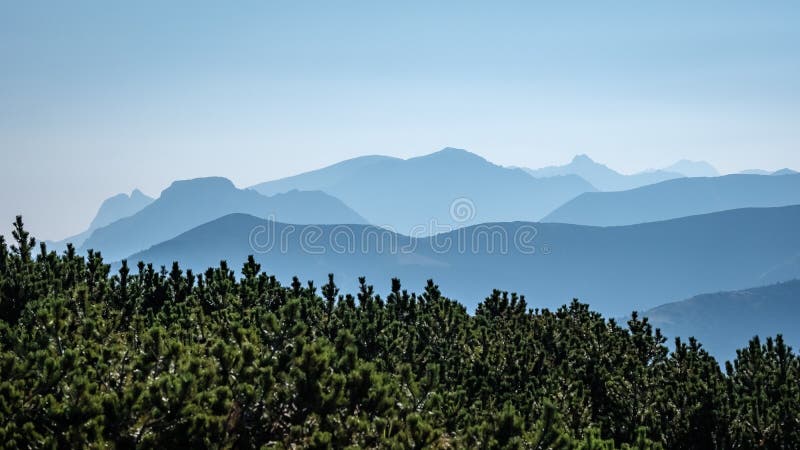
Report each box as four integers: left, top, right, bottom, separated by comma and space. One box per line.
1, 216, 799, 449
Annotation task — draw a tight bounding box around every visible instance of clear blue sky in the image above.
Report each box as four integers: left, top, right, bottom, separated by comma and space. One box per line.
1, 1, 799, 240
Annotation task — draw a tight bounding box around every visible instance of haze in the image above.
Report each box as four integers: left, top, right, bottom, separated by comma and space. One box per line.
1, 1, 799, 240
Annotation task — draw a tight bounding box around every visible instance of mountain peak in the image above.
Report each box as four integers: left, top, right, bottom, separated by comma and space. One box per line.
160, 177, 238, 199
571, 154, 595, 164
164, 176, 235, 192
418, 147, 488, 164
130, 188, 149, 199
664, 160, 719, 177
87, 188, 155, 232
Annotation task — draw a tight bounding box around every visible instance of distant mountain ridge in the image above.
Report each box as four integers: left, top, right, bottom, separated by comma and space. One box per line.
253, 155, 401, 196
740, 168, 798, 176
80, 177, 367, 261
663, 159, 719, 178
47, 189, 155, 251
89, 189, 154, 230
543, 173, 800, 226
126, 205, 800, 317
252, 148, 596, 234
523, 154, 685, 191
644, 280, 800, 362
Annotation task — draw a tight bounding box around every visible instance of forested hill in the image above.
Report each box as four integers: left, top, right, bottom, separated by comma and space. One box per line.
2, 216, 799, 448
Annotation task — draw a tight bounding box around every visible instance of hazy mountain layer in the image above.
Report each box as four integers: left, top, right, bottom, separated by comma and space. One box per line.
663, 159, 719, 177
46, 189, 155, 251
543, 173, 800, 226
80, 177, 367, 261
252, 148, 596, 234
523, 154, 685, 191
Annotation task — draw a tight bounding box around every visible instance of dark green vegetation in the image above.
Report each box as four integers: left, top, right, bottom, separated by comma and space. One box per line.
2, 217, 799, 449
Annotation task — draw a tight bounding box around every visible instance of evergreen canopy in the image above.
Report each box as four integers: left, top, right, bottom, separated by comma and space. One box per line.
1, 217, 798, 449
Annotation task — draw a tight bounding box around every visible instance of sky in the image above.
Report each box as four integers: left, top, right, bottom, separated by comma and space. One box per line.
1, 0, 799, 240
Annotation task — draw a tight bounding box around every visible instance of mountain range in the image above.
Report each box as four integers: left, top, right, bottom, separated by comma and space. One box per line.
740, 168, 799, 176
543, 173, 800, 226
522, 154, 685, 191
47, 189, 155, 252
662, 159, 720, 178
252, 148, 596, 234
80, 177, 367, 261
126, 205, 800, 318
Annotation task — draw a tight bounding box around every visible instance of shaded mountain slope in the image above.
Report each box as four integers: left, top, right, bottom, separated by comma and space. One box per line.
645, 280, 800, 362
543, 173, 800, 226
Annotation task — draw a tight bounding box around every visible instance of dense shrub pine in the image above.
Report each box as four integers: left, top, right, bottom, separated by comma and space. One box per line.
1, 217, 798, 449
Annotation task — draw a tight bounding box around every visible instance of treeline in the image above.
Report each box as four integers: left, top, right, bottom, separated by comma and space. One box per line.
1, 216, 798, 449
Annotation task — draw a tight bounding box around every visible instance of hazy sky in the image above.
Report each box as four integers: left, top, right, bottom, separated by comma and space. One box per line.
1, 1, 799, 240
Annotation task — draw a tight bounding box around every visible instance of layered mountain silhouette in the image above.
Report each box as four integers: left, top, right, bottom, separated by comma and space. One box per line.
740, 168, 799, 176
80, 177, 367, 261
126, 205, 800, 317
523, 154, 684, 191
89, 189, 155, 230
663, 159, 719, 178
252, 148, 596, 234
543, 173, 800, 226
644, 280, 800, 362
253, 155, 401, 196
47, 189, 154, 251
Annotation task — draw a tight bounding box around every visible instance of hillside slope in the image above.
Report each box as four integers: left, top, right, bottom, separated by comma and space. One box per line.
543, 174, 800, 226
645, 280, 800, 362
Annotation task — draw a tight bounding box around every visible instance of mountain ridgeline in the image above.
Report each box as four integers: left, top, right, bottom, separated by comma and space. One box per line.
252, 148, 597, 234
522, 154, 685, 191
79, 177, 367, 262
543, 173, 800, 226
1, 217, 799, 448
46, 189, 155, 252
